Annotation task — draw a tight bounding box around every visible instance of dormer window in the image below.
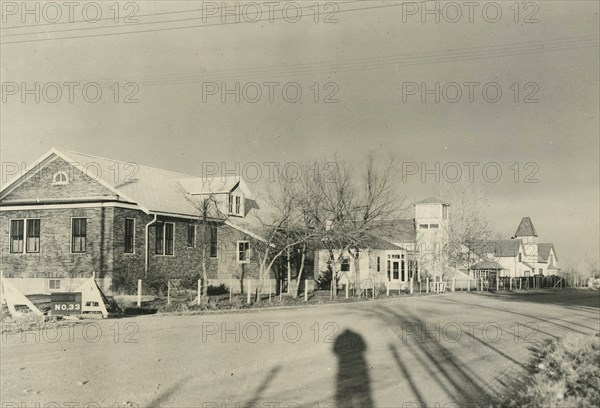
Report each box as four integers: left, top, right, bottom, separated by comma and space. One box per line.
228, 193, 244, 216
52, 171, 68, 185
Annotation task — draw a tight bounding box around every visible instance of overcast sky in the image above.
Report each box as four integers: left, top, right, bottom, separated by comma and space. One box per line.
1, 0, 598, 270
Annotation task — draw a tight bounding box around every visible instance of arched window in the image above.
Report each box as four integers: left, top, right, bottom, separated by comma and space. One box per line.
52, 171, 68, 185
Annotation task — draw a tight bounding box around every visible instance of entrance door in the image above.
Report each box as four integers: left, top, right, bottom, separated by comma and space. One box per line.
391, 261, 400, 282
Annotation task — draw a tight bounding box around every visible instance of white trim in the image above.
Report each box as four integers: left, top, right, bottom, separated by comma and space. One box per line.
0, 148, 149, 214
0, 150, 60, 199
52, 171, 69, 185
237, 240, 250, 263
154, 221, 175, 257
9, 218, 25, 254
1, 202, 143, 212
70, 217, 87, 254
124, 218, 136, 255
7, 218, 41, 254
52, 149, 150, 214
224, 220, 268, 243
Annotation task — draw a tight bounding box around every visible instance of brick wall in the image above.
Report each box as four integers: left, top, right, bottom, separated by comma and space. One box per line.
0, 206, 114, 293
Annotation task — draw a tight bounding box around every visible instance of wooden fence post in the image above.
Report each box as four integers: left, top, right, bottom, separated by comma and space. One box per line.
197, 279, 201, 305
426, 277, 429, 293
451, 278, 455, 292
167, 280, 171, 305
137, 279, 142, 307
346, 283, 349, 299
467, 277, 470, 291
304, 279, 308, 302
410, 279, 414, 295
247, 281, 251, 304
496, 276, 499, 292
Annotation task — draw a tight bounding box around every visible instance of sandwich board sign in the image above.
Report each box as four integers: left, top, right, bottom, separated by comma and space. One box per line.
51, 292, 82, 315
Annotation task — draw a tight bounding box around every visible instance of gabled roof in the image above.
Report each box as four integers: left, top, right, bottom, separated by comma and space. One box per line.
538, 243, 558, 262
470, 261, 504, 270
368, 219, 416, 244
177, 177, 252, 198
414, 197, 450, 206
514, 217, 538, 237
0, 148, 265, 238
472, 239, 522, 258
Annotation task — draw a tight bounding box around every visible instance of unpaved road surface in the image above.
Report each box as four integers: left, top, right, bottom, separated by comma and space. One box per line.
2, 290, 599, 408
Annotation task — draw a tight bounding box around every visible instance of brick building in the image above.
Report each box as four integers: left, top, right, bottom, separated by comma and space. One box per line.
0, 148, 270, 295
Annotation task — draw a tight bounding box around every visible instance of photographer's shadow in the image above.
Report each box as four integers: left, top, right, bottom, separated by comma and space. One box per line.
332, 329, 373, 408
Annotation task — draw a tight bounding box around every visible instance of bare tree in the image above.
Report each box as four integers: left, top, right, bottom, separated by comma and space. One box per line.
185, 193, 227, 302
438, 181, 494, 272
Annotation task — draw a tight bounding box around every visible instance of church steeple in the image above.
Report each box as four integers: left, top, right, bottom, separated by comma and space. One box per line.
514, 217, 537, 238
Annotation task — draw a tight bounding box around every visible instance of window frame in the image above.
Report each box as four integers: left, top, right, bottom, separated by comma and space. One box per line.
52, 171, 68, 185
49, 279, 61, 290
237, 241, 250, 263
26, 219, 41, 253
124, 218, 135, 254
71, 217, 87, 254
429, 223, 439, 229
165, 223, 174, 256
419, 224, 429, 229
376, 256, 381, 272
155, 221, 164, 255
186, 224, 196, 248
10, 219, 24, 253
340, 256, 351, 272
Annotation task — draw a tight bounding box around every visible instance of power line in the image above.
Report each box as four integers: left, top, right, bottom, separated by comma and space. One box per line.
37, 36, 598, 87
0, 0, 362, 34
0, 1, 428, 45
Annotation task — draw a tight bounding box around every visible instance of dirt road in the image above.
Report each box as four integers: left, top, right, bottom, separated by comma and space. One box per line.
1, 290, 598, 408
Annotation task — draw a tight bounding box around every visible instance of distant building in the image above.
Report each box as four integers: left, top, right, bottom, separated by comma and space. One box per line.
0, 148, 272, 295
470, 217, 559, 279
313, 197, 450, 290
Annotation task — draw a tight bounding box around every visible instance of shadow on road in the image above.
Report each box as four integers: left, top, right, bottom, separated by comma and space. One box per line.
243, 365, 282, 408
333, 329, 373, 408
362, 305, 496, 406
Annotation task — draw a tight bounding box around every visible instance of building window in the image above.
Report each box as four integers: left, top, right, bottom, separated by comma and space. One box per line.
155, 222, 164, 254
10, 219, 24, 253
419, 224, 429, 229
376, 256, 381, 272
430, 223, 439, 229
341, 257, 350, 272
237, 241, 250, 263
539, 268, 543, 275
26, 219, 40, 253
210, 224, 218, 257
187, 224, 196, 248
165, 223, 174, 255
235, 196, 241, 214
518, 253, 522, 262
228, 195, 234, 214
52, 171, 68, 185
442, 205, 448, 220
49, 279, 61, 290
125, 218, 135, 254
71, 218, 87, 253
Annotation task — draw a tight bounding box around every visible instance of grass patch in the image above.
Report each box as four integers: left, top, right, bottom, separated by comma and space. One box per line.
501, 333, 600, 407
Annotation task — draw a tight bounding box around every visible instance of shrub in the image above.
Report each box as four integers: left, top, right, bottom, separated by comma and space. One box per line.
501, 334, 600, 407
